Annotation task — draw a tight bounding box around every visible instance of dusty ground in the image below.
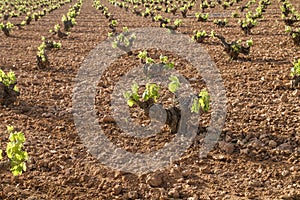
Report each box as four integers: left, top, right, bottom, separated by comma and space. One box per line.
0, 0, 299, 199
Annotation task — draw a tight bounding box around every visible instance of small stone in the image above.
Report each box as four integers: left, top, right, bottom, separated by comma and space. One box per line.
128, 191, 138, 199
146, 173, 163, 187
41, 112, 52, 118
113, 184, 122, 195
218, 141, 235, 154
268, 140, 277, 148
280, 93, 288, 103
182, 169, 192, 177
225, 134, 232, 142
248, 138, 263, 149
248, 180, 262, 187
281, 170, 289, 177
187, 196, 198, 200
240, 148, 249, 155
102, 115, 115, 123
212, 154, 227, 161
199, 167, 211, 174
170, 167, 183, 179
168, 188, 179, 198
277, 143, 292, 152
237, 139, 245, 146
292, 89, 300, 97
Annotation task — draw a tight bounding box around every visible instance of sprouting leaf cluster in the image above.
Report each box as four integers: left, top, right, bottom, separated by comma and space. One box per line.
4, 126, 28, 176
137, 50, 174, 69
168, 75, 180, 93
124, 82, 160, 107
214, 19, 228, 27
285, 26, 300, 45
191, 89, 210, 113
291, 58, 300, 87
0, 69, 19, 92
111, 27, 136, 51
192, 30, 215, 43
0, 21, 14, 36
291, 59, 300, 77
195, 12, 209, 22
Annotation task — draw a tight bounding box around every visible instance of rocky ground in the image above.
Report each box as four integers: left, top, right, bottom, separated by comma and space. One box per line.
0, 0, 299, 199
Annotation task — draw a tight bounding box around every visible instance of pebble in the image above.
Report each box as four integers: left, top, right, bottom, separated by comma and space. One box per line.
102, 115, 115, 123
41, 112, 52, 118
248, 138, 263, 149
281, 170, 289, 177
170, 167, 183, 179
268, 140, 277, 148
218, 141, 235, 154
168, 188, 180, 198
212, 154, 227, 161
187, 196, 198, 200
146, 173, 163, 187
277, 143, 292, 152
113, 184, 122, 195
280, 93, 288, 103
128, 191, 138, 199
240, 148, 249, 155
182, 169, 192, 177
292, 89, 300, 97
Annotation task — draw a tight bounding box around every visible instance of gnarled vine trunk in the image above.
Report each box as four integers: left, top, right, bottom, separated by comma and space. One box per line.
0, 83, 19, 105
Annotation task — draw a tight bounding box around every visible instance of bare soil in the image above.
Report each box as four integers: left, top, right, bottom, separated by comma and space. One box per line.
0, 0, 299, 199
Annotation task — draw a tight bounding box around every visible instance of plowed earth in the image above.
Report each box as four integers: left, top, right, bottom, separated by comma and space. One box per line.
0, 0, 299, 199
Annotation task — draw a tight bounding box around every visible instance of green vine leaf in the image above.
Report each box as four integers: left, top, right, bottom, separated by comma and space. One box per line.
168, 76, 180, 93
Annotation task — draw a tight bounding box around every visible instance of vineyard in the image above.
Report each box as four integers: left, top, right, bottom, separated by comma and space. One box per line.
0, 0, 299, 199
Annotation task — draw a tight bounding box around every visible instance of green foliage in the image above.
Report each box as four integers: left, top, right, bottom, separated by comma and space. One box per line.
111, 19, 118, 27
192, 30, 214, 43
231, 39, 252, 53
124, 82, 160, 106
41, 36, 62, 49
216, 34, 253, 59
62, 14, 76, 31
49, 24, 63, 36
109, 20, 118, 32
5, 126, 28, 176
291, 59, 300, 77
191, 89, 210, 113
159, 55, 174, 69
53, 42, 62, 49
231, 12, 239, 18
214, 19, 228, 27
174, 19, 182, 27
54, 24, 60, 32
37, 42, 47, 62
0, 69, 18, 92
247, 39, 253, 47
0, 21, 14, 36
154, 14, 170, 27
223, 1, 230, 9
142, 83, 160, 101
285, 26, 300, 44
137, 50, 149, 60
112, 27, 136, 51
195, 12, 209, 22
239, 17, 257, 34
179, 5, 188, 17
138, 50, 174, 68
124, 82, 140, 107
137, 50, 154, 64
168, 76, 180, 93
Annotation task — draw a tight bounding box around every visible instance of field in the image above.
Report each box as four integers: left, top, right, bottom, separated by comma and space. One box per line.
0, 0, 299, 199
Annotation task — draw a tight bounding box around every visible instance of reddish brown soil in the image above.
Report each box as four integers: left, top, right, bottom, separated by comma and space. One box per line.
0, 0, 299, 199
